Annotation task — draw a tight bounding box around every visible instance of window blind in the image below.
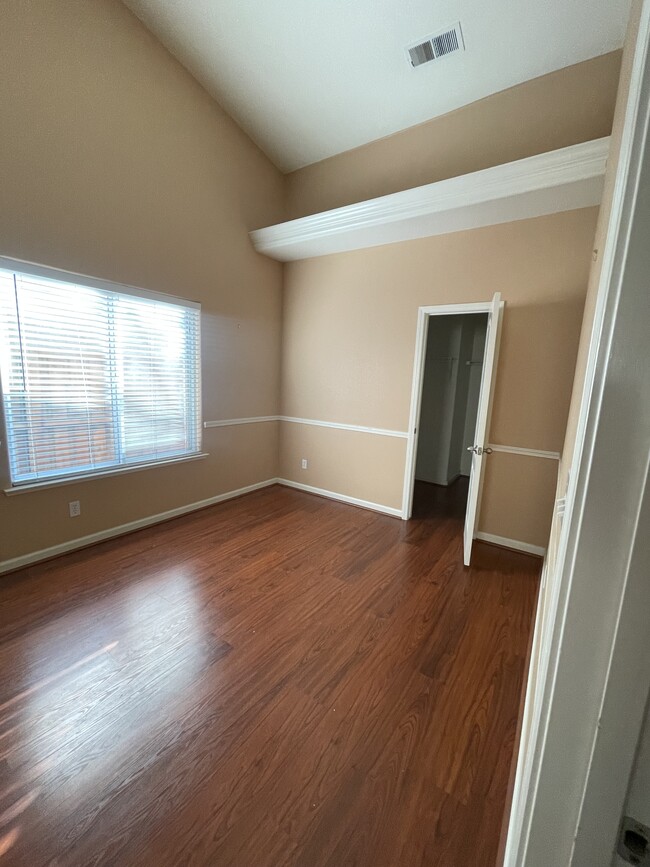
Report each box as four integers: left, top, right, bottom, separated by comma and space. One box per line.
0, 267, 201, 486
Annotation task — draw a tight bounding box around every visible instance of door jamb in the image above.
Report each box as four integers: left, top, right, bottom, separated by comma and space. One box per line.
502, 1, 650, 863
401, 301, 494, 521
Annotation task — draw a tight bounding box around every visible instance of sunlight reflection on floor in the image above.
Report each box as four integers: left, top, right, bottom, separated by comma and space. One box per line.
0, 825, 20, 857
11, 569, 213, 807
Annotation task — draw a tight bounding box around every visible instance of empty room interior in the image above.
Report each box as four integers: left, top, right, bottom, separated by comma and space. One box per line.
1, 1, 649, 866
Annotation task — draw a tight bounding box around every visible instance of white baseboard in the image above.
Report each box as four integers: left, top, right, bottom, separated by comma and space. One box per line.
276, 478, 402, 518
476, 531, 546, 557
0, 479, 279, 574
2, 477, 536, 575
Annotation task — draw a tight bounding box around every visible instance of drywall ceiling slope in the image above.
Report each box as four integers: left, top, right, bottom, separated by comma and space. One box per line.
123, 0, 631, 171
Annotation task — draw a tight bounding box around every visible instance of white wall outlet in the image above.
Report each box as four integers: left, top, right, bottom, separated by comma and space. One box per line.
69, 500, 81, 518
301, 458, 308, 470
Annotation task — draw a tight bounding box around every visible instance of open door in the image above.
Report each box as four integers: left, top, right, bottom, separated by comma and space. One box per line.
463, 292, 503, 566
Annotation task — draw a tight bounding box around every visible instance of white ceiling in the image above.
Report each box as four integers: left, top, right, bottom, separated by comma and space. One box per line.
123, 0, 631, 172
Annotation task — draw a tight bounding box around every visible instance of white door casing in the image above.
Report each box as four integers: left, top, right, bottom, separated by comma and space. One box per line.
402, 295, 502, 567
502, 2, 650, 863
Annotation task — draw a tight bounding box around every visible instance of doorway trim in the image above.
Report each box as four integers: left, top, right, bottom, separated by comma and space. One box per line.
502, 1, 650, 864
401, 301, 494, 521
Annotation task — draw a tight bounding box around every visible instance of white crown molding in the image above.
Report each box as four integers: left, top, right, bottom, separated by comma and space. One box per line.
251, 137, 610, 261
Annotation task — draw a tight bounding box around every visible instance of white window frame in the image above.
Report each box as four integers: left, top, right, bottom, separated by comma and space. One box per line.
0, 255, 206, 494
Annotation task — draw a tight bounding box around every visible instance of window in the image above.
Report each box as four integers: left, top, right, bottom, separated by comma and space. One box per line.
0, 264, 202, 487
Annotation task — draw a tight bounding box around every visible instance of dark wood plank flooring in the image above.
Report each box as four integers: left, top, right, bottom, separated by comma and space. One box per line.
0, 482, 539, 866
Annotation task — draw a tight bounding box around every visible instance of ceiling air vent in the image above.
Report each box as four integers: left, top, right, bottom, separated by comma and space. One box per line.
407, 22, 464, 68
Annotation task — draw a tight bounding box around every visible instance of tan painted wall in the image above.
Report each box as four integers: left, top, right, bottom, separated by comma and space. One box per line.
0, 0, 284, 562
281, 52, 623, 550
286, 52, 622, 219
281, 209, 599, 547
280, 425, 406, 512
0, 11, 623, 563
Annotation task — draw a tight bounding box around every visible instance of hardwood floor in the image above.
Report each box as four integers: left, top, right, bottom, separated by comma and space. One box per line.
0, 483, 539, 867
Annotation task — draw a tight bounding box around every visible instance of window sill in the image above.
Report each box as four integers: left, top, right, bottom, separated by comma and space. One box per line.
3, 452, 210, 496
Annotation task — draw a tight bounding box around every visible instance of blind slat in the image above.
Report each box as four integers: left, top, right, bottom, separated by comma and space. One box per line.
0, 267, 202, 485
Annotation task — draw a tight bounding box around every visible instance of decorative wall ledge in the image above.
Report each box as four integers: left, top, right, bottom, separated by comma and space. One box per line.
251, 137, 610, 261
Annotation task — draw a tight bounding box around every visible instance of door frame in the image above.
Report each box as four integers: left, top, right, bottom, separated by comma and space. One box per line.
503, 1, 650, 863
401, 301, 495, 521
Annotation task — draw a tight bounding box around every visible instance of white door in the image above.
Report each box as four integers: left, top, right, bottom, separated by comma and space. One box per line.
463, 292, 503, 565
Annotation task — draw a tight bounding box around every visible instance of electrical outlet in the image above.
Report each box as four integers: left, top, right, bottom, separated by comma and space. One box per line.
301, 458, 308, 470
69, 500, 81, 518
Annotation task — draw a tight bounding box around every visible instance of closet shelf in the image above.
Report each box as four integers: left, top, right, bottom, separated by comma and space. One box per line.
250, 137, 609, 262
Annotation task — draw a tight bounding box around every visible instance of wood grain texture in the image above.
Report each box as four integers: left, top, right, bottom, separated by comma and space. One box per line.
0, 480, 539, 866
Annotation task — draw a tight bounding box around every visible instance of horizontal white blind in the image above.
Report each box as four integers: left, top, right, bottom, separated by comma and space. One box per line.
0, 267, 201, 485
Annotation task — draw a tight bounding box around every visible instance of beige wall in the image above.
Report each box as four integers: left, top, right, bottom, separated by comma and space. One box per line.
280, 425, 406, 512
286, 51, 622, 219
0, 6, 624, 564
281, 209, 599, 547
281, 51, 623, 550
0, 0, 284, 563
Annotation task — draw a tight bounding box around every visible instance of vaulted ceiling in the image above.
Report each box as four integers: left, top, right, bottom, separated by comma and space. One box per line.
123, 0, 631, 171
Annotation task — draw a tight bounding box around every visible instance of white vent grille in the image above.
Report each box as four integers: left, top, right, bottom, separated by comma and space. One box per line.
407, 22, 464, 68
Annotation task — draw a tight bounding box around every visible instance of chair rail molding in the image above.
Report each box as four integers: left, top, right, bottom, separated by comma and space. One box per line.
251, 137, 610, 261
203, 417, 561, 458
488, 444, 560, 460
203, 415, 408, 438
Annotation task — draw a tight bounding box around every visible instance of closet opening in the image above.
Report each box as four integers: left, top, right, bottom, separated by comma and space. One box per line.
412, 313, 488, 523
403, 295, 502, 565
